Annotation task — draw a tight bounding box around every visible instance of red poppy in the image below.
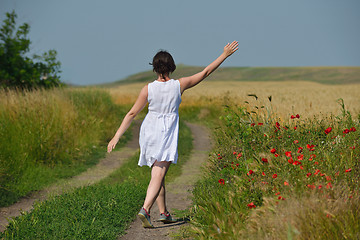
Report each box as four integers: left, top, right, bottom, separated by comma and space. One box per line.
237, 153, 242, 159
247, 170, 254, 176
293, 140, 299, 144
261, 158, 268, 163
349, 146, 355, 150
270, 148, 276, 154
343, 129, 350, 134
345, 168, 352, 172
258, 122, 263, 125
262, 171, 265, 176
272, 174, 278, 179
314, 169, 321, 175
285, 151, 292, 157
275, 192, 280, 195
326, 182, 333, 189
324, 127, 332, 134
314, 162, 319, 165
297, 147, 303, 153
247, 202, 256, 209
284, 181, 289, 186
236, 163, 239, 167
306, 144, 315, 149
350, 127, 356, 132
288, 158, 294, 164
318, 185, 322, 189
233, 151, 237, 155
299, 165, 304, 170
274, 153, 279, 157
251, 123, 255, 127
296, 114, 300, 118
307, 184, 315, 189
276, 122, 280, 129
218, 179, 225, 185
294, 126, 297, 130
291, 115, 295, 119
326, 176, 332, 181
293, 161, 301, 165
297, 155, 304, 161
306, 173, 312, 177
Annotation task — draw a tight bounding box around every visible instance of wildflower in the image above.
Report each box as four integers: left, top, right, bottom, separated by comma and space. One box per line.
258, 122, 263, 125
275, 192, 280, 195
288, 158, 294, 164
247, 202, 256, 209
299, 165, 304, 170
233, 151, 237, 155
274, 153, 279, 157
297, 155, 304, 161
324, 127, 332, 134
293, 140, 299, 144
349, 146, 355, 150
294, 126, 297, 130
218, 179, 225, 185
345, 168, 352, 172
285, 151, 292, 157
272, 174, 278, 179
293, 161, 301, 165
278, 196, 282, 200
318, 185, 322, 189
343, 129, 350, 134
314, 161, 319, 165
261, 158, 268, 163
297, 147, 303, 153
307, 184, 315, 189
284, 181, 289, 186
247, 170, 254, 176
275, 122, 280, 129
326, 182, 333, 189
270, 148, 276, 154
307, 144, 315, 151
326, 176, 332, 181
314, 169, 321, 175
296, 114, 300, 118
262, 172, 265, 176
306, 173, 312, 177
291, 115, 295, 119
236, 163, 239, 167
251, 123, 255, 127
237, 153, 242, 159
350, 127, 356, 132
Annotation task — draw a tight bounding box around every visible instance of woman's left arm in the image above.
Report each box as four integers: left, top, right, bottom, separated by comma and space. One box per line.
107, 85, 148, 153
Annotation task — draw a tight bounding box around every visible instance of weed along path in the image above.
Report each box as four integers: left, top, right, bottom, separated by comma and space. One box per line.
119, 122, 212, 240
0, 121, 141, 232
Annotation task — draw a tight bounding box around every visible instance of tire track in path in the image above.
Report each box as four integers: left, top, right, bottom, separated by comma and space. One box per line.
119, 122, 212, 240
0, 121, 141, 232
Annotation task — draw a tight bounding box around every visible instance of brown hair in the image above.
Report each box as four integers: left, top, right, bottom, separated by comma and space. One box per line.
150, 50, 176, 79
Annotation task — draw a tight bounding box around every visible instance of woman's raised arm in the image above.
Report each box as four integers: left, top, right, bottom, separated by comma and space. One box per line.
179, 41, 238, 93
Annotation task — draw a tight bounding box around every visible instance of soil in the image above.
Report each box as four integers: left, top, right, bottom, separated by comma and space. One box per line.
119, 122, 212, 240
0, 121, 212, 240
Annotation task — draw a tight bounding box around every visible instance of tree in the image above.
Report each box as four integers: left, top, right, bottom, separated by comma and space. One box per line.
0, 11, 62, 89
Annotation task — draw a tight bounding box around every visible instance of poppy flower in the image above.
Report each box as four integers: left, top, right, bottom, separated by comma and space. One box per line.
275, 153, 279, 157
326, 182, 333, 189
306, 144, 315, 150
258, 122, 263, 125
247, 170, 254, 176
272, 174, 278, 179
314, 169, 321, 175
343, 129, 350, 134
291, 115, 295, 119
296, 114, 300, 118
314, 162, 319, 165
294, 126, 297, 130
293, 161, 301, 165
233, 151, 237, 155
299, 165, 304, 170
293, 140, 299, 144
285, 151, 292, 157
318, 185, 323, 189
284, 181, 289, 186
275, 192, 280, 195
288, 158, 294, 164
307, 184, 315, 189
350, 127, 356, 132
349, 146, 355, 150
297, 147, 303, 153
247, 202, 256, 209
275, 122, 280, 129
251, 123, 255, 127
237, 153, 242, 159
236, 163, 239, 167
345, 168, 352, 172
261, 158, 268, 163
218, 179, 225, 185
297, 155, 304, 161
326, 176, 332, 181
262, 172, 265, 176
278, 196, 282, 200
306, 173, 312, 177
270, 148, 276, 154
324, 127, 332, 134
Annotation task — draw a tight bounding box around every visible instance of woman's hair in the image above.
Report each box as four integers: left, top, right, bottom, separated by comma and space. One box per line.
150, 50, 176, 78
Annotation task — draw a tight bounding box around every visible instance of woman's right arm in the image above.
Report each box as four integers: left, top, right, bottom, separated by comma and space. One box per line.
179, 41, 238, 93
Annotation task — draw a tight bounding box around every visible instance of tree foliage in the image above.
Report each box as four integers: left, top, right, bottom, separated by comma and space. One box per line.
0, 11, 62, 89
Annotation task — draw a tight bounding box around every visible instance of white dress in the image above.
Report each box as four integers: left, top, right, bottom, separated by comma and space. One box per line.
138, 79, 182, 167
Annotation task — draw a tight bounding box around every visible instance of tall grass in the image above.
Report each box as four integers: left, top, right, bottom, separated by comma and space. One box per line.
0, 88, 130, 207
189, 97, 359, 239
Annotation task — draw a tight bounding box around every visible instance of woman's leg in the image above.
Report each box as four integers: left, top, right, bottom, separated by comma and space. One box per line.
156, 179, 167, 214
142, 161, 171, 213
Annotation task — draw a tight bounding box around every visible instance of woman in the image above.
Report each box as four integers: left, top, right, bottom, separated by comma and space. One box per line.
107, 41, 238, 228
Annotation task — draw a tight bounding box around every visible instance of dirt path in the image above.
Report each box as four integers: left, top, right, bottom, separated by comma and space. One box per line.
0, 121, 141, 232
119, 122, 212, 240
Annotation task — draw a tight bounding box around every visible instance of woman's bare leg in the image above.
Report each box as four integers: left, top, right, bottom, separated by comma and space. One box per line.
156, 180, 167, 214
142, 161, 171, 213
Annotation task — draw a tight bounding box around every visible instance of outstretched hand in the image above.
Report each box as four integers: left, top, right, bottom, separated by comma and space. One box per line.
107, 137, 119, 153
224, 41, 239, 57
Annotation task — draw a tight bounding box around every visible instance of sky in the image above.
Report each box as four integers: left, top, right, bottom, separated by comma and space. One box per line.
1, 0, 360, 85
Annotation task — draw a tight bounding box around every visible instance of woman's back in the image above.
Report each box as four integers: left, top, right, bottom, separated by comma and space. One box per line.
148, 79, 182, 114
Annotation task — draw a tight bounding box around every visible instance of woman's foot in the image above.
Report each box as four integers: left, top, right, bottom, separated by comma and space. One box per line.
138, 207, 154, 228
158, 212, 177, 223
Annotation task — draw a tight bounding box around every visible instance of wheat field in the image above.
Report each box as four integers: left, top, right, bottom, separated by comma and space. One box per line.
107, 81, 360, 119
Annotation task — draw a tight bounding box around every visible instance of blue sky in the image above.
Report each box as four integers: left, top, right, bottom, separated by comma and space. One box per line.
1, 0, 360, 85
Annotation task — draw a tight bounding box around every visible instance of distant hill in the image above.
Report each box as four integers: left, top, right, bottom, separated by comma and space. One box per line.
103, 65, 360, 86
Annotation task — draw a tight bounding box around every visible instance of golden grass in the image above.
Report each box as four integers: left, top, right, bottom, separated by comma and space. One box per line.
107, 81, 360, 119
